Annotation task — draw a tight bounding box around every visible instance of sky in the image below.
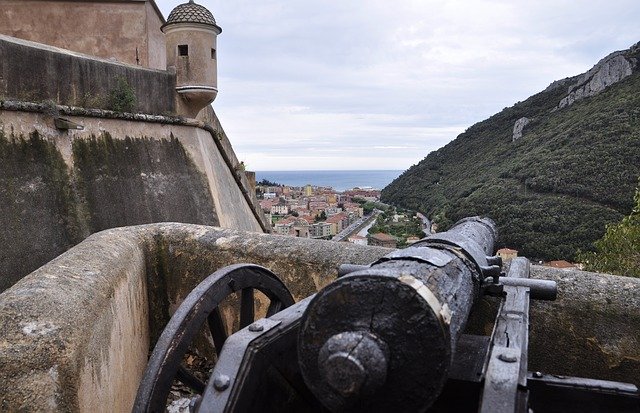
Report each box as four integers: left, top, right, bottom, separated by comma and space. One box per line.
156, 0, 640, 171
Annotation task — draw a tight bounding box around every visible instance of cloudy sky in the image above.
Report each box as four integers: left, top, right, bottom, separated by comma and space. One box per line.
156, 0, 640, 171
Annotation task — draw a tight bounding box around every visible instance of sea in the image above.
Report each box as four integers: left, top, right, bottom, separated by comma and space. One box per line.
255, 170, 403, 192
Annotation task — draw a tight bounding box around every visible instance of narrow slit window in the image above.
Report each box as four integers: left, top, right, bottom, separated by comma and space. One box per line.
178, 45, 189, 56
211, 48, 217, 59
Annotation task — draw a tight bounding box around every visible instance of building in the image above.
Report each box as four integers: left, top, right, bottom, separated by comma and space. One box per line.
406, 236, 421, 245
0, 0, 167, 69
304, 184, 313, 197
544, 260, 578, 270
273, 222, 293, 236
0, 0, 221, 118
347, 235, 368, 246
270, 204, 289, 215
325, 213, 349, 236
325, 206, 341, 216
292, 219, 310, 238
0, 0, 270, 290
369, 233, 397, 248
310, 222, 332, 239
497, 248, 518, 261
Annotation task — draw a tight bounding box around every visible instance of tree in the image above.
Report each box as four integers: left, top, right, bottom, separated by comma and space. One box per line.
362, 201, 375, 215
578, 180, 640, 278
259, 179, 281, 187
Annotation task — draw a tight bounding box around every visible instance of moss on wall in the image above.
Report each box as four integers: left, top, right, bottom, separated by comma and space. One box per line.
0, 126, 223, 292
0, 130, 82, 290
72, 132, 219, 232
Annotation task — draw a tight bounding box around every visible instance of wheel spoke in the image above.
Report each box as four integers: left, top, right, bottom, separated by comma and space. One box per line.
207, 307, 228, 356
176, 365, 206, 393
133, 264, 294, 413
239, 288, 255, 328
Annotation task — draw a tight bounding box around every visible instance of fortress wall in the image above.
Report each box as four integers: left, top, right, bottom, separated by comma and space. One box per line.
0, 0, 165, 69
0, 35, 175, 114
0, 107, 265, 292
0, 224, 637, 411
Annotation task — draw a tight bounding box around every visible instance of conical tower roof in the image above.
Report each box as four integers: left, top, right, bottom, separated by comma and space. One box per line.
162, 1, 221, 32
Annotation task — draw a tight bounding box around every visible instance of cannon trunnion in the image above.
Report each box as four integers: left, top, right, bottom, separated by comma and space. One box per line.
134, 217, 639, 413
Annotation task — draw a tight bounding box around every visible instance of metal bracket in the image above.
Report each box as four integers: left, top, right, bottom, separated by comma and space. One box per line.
480, 257, 531, 413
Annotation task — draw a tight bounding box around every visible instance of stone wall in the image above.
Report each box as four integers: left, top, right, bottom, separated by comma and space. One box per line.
0, 35, 175, 114
0, 224, 637, 411
0, 0, 166, 70
0, 104, 266, 291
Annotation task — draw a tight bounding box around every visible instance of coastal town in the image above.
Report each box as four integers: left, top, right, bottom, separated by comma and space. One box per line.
256, 180, 428, 248
256, 180, 584, 270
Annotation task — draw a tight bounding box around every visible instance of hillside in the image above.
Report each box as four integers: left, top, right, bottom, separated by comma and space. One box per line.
381, 43, 640, 261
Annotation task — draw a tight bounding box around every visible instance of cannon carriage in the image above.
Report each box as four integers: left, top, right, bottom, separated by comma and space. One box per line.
134, 217, 639, 413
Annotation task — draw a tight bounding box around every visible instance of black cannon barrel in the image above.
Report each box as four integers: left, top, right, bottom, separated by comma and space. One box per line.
298, 217, 498, 412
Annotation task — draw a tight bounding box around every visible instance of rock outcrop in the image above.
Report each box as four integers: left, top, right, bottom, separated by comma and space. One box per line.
558, 51, 635, 109
512, 116, 530, 141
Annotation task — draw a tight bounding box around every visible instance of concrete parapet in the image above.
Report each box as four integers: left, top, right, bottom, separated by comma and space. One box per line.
0, 223, 638, 411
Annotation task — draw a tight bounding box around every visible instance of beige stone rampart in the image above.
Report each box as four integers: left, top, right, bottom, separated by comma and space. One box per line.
0, 102, 269, 290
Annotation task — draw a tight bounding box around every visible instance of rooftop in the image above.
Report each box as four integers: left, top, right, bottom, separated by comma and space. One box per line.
162, 0, 221, 32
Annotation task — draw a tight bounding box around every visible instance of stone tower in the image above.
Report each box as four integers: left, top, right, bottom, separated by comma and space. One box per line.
162, 0, 222, 118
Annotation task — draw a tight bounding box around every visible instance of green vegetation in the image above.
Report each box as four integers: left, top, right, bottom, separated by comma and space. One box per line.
578, 181, 640, 277
352, 197, 388, 215
314, 211, 327, 222
108, 76, 136, 113
382, 45, 640, 261
368, 208, 425, 247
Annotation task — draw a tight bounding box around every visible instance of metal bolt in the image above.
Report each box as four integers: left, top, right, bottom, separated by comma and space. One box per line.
498, 353, 518, 363
533, 371, 543, 378
248, 322, 264, 332
318, 331, 388, 397
213, 374, 230, 391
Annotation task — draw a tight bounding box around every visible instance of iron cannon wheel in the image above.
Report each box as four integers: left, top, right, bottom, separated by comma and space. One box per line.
133, 263, 295, 413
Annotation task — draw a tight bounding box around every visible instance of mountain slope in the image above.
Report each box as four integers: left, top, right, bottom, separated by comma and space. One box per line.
381, 43, 640, 261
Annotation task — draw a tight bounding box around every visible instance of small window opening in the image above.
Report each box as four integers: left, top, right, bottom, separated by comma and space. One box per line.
211, 48, 217, 59
178, 45, 189, 56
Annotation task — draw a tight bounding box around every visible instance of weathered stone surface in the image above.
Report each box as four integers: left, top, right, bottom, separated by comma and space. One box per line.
0, 224, 638, 411
0, 224, 390, 411
0, 228, 150, 411
0, 34, 175, 114
558, 52, 635, 109
467, 265, 640, 386
0, 108, 267, 292
0, 1, 165, 69
527, 266, 640, 385
512, 116, 530, 141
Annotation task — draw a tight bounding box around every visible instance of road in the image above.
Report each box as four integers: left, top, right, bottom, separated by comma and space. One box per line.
332, 210, 380, 242
416, 212, 432, 236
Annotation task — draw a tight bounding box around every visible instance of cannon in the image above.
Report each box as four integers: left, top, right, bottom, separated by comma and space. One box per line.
133, 217, 639, 412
